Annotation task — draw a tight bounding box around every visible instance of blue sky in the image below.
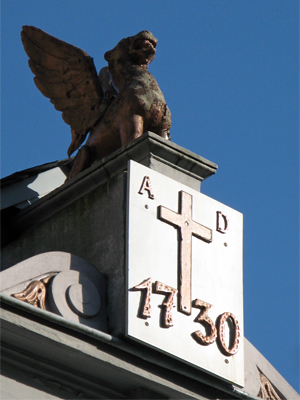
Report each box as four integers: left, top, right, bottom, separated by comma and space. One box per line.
1, 0, 299, 393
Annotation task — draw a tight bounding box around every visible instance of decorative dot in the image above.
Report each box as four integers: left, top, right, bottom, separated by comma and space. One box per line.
145, 322, 149, 326
224, 242, 228, 247
225, 359, 229, 364
145, 205, 149, 209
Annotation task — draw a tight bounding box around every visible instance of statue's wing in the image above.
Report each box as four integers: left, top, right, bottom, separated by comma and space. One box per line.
21, 26, 107, 143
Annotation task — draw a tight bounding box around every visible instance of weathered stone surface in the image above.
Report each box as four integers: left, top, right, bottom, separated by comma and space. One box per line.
1, 173, 126, 336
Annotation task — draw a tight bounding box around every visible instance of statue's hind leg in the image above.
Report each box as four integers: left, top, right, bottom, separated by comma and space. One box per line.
119, 114, 144, 146
66, 145, 95, 181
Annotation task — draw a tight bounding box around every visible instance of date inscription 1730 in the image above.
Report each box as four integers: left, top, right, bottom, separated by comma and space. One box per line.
135, 176, 241, 357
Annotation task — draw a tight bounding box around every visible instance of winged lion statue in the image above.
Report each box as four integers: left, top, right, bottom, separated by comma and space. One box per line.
21, 26, 171, 180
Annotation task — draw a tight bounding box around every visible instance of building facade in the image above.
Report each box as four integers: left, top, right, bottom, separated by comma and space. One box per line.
1, 133, 298, 399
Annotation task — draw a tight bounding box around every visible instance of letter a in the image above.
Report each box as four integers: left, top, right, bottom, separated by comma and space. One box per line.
138, 176, 154, 199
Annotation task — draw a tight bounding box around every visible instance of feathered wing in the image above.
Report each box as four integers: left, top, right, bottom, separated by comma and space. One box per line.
21, 26, 108, 156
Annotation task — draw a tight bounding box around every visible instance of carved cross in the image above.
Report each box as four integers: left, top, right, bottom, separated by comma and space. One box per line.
158, 191, 212, 315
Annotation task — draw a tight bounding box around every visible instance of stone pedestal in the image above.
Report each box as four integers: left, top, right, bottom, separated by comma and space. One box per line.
1, 132, 217, 337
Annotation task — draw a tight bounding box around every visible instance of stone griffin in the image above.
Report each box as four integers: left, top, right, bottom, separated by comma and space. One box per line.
21, 27, 171, 180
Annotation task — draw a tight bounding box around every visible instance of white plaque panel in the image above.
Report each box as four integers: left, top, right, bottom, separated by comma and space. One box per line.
126, 160, 244, 386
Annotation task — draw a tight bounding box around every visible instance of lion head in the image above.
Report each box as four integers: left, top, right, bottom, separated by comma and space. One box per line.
104, 30, 157, 68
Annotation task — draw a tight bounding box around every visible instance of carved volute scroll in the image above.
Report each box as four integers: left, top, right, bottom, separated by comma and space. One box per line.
258, 370, 283, 400
49, 270, 102, 321
0, 252, 108, 332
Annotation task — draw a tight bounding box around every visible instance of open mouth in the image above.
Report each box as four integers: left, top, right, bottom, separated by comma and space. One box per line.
130, 31, 158, 64
133, 38, 156, 53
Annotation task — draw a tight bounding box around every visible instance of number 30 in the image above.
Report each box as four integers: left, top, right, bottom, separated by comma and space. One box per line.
193, 299, 241, 356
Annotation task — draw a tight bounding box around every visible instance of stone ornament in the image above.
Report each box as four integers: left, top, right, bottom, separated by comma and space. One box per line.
50, 270, 101, 321
21, 26, 171, 180
11, 273, 55, 310
258, 370, 282, 400
0, 252, 108, 332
